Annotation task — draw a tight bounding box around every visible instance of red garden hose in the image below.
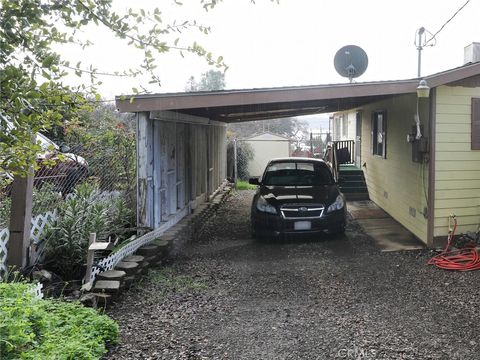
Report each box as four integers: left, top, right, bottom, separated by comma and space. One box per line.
428, 216, 480, 271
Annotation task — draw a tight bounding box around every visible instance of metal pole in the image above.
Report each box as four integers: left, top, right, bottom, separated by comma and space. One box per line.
417, 27, 425, 78
310, 132, 313, 156
233, 138, 238, 189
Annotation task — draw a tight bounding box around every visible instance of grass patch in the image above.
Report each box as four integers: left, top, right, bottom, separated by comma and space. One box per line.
0, 282, 119, 360
136, 268, 207, 296
236, 180, 257, 190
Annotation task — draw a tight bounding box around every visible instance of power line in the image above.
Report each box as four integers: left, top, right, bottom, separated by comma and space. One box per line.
426, 0, 470, 44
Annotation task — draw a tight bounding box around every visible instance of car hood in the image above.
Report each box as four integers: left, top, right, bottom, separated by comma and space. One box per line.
259, 185, 340, 207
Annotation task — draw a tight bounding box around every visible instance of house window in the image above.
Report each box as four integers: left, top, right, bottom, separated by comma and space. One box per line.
372, 110, 386, 158
473, 98, 480, 150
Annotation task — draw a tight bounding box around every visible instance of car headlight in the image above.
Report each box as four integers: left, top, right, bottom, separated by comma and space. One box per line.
256, 196, 277, 214
327, 195, 345, 213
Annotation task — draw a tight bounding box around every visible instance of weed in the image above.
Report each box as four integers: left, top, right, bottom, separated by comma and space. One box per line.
135, 268, 207, 296
236, 180, 257, 190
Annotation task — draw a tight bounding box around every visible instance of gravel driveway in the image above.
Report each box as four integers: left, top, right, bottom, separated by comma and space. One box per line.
105, 190, 480, 360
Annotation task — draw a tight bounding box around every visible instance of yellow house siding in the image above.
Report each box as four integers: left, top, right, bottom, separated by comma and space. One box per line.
360, 94, 428, 243
434, 85, 480, 237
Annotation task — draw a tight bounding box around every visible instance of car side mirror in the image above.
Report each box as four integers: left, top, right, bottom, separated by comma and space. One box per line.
249, 177, 261, 186
59, 144, 70, 153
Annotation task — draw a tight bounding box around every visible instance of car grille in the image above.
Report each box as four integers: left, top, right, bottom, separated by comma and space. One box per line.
280, 204, 325, 219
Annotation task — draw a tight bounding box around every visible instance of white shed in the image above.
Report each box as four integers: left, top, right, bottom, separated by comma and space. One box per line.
244, 132, 291, 177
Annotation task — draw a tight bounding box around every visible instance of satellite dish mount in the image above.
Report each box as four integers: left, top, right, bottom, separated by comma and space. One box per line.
334, 45, 368, 83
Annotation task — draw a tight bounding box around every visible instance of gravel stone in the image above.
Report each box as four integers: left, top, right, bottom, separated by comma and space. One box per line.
105, 190, 480, 360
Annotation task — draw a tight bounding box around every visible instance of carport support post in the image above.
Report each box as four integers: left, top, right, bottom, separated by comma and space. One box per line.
233, 138, 238, 189
7, 173, 34, 269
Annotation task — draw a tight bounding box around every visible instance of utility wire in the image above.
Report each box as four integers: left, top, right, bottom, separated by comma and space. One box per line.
426, 0, 470, 44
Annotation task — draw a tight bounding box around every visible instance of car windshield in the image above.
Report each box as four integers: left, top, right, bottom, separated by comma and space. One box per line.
262, 161, 334, 186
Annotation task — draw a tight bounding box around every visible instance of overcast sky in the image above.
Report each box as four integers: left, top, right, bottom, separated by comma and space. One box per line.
59, 0, 480, 129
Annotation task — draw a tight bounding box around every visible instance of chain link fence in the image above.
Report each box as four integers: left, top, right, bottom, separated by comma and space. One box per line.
0, 125, 137, 280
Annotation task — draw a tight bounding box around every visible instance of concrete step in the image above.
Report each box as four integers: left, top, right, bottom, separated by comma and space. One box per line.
123, 255, 145, 263
93, 280, 121, 294
115, 261, 140, 275
96, 270, 126, 282
136, 244, 160, 257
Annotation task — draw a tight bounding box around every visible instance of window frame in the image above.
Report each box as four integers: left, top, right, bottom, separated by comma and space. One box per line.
372, 110, 387, 158
472, 98, 480, 150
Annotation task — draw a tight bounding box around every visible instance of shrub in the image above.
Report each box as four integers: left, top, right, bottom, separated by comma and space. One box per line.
0, 282, 118, 360
42, 182, 124, 280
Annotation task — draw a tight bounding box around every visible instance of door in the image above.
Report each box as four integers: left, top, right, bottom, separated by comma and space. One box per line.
355, 112, 362, 167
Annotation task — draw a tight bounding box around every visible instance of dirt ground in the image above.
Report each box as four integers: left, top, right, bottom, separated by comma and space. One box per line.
105, 190, 480, 360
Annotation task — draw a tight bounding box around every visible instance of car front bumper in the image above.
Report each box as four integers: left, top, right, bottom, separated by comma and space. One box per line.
252, 208, 346, 237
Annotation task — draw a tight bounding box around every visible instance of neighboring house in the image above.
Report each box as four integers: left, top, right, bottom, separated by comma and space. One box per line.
244, 132, 291, 177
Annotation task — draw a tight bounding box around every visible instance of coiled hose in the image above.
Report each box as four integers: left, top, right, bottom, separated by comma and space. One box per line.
428, 216, 480, 271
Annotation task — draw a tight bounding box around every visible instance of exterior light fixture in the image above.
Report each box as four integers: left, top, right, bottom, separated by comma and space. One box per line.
417, 79, 430, 98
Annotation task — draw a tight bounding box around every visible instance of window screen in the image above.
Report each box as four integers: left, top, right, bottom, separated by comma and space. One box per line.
372, 110, 386, 158
472, 98, 480, 150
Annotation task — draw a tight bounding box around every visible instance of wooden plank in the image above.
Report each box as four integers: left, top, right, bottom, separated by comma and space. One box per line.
435, 197, 480, 209
153, 120, 162, 227
436, 133, 471, 143
435, 188, 480, 200
436, 179, 480, 190
436, 123, 471, 133
436, 113, 470, 124
436, 104, 471, 115
434, 142, 471, 152
176, 123, 186, 208
136, 112, 154, 229
436, 169, 480, 180
436, 206, 480, 218
7, 174, 34, 268
436, 160, 480, 171
435, 152, 480, 161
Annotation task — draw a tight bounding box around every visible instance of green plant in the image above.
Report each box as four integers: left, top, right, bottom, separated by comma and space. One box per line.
0, 266, 26, 284
32, 183, 63, 216
236, 180, 257, 190
42, 182, 111, 280
0, 183, 63, 227
0, 282, 118, 360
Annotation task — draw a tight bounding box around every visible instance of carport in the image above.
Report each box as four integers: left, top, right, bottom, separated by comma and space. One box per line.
115, 79, 423, 232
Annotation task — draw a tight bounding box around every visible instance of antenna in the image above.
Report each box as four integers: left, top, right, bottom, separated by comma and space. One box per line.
334, 45, 368, 82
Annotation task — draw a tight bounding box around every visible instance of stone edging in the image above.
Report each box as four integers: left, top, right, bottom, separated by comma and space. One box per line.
81, 184, 232, 308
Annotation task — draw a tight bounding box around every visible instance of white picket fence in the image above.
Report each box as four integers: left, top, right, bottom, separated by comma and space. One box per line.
0, 210, 57, 274
88, 207, 188, 282
0, 227, 8, 274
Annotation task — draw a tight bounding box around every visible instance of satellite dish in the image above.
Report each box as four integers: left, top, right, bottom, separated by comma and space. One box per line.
334, 45, 368, 82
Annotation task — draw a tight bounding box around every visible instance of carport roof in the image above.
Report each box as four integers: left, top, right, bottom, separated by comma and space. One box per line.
115, 62, 480, 123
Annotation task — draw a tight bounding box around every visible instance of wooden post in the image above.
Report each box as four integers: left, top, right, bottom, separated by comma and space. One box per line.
84, 232, 97, 285
7, 173, 34, 269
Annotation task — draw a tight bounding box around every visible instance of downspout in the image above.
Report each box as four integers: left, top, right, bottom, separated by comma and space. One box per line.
427, 88, 437, 247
